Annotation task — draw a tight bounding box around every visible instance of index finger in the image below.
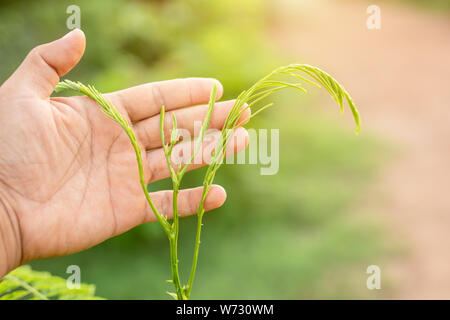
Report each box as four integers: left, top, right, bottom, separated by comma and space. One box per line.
104, 78, 223, 122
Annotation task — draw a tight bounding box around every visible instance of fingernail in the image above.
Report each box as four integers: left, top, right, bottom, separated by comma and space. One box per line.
215, 185, 227, 198
62, 28, 83, 39
62, 29, 75, 39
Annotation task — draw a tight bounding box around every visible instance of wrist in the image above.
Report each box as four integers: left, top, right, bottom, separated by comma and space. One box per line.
0, 188, 21, 278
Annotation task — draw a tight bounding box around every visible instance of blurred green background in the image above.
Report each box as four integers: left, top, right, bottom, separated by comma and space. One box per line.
3, 0, 444, 299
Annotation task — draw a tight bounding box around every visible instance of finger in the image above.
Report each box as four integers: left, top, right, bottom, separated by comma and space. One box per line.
134, 99, 251, 150
3, 29, 85, 98
147, 127, 249, 182
104, 78, 223, 122
145, 185, 227, 222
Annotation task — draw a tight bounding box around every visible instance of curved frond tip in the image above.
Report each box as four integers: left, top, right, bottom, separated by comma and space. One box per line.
226, 63, 361, 134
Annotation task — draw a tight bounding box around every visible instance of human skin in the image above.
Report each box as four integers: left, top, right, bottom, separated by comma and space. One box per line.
0, 29, 250, 278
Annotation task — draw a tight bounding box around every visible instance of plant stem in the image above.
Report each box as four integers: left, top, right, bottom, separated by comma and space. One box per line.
159, 105, 184, 299
169, 185, 184, 300
185, 185, 209, 299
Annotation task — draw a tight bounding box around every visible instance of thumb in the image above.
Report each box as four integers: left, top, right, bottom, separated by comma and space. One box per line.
3, 29, 86, 98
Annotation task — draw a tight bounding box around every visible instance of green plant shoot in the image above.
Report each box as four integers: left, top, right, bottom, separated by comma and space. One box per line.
55, 63, 360, 300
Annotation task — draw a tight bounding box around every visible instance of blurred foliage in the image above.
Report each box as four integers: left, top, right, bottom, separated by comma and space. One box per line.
0, 265, 102, 300
0, 0, 277, 98
403, 0, 450, 12
1, 0, 390, 298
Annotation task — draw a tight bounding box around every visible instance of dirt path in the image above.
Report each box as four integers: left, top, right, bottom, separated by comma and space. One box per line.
268, 0, 450, 299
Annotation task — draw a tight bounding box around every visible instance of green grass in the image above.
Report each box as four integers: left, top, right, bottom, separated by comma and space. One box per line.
31, 94, 389, 299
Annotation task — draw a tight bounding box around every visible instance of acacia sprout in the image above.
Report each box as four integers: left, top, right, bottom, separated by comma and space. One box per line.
55, 63, 360, 300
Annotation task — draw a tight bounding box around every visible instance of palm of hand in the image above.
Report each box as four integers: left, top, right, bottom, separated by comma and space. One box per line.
0, 94, 147, 261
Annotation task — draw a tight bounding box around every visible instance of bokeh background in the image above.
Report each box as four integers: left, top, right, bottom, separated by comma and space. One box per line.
1, 0, 449, 299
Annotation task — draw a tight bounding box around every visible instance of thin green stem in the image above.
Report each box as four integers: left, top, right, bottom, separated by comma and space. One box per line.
185, 185, 209, 298
168, 215, 183, 299
169, 180, 183, 300
166, 185, 183, 299
160, 106, 184, 299
129, 129, 171, 236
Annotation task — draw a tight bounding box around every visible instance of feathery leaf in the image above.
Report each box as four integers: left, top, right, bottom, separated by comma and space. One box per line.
0, 266, 103, 300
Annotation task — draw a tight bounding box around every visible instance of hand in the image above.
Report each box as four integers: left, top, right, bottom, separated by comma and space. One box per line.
0, 29, 249, 277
